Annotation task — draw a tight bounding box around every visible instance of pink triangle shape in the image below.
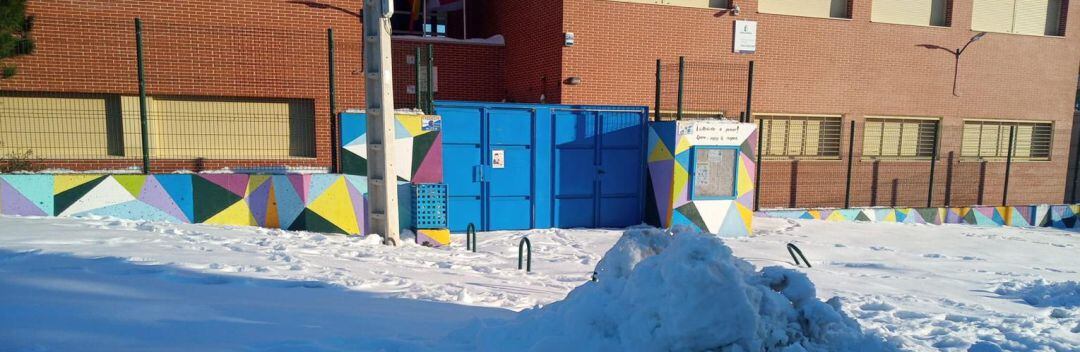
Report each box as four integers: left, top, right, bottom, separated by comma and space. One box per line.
288, 174, 311, 204
412, 133, 444, 183
200, 174, 249, 197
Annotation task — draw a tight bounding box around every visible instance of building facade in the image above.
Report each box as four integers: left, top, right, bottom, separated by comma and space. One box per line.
2, 0, 1078, 208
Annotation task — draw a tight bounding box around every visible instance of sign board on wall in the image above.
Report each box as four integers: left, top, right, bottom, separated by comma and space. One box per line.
733, 20, 757, 54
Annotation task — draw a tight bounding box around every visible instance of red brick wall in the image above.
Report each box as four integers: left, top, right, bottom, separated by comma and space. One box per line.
390, 38, 505, 108
561, 0, 1080, 206
0, 0, 505, 172
487, 0, 564, 103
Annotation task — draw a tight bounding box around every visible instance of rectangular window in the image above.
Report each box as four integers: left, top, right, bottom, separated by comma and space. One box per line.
862, 117, 939, 160
691, 147, 738, 199
756, 114, 843, 159
759, 0, 851, 19
0, 93, 141, 159
961, 120, 1053, 161
872, 0, 951, 26
972, 0, 1065, 36
147, 97, 316, 159
606, 0, 730, 9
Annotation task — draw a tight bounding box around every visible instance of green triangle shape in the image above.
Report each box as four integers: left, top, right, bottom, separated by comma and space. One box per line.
674, 203, 709, 232
917, 208, 939, 223
114, 175, 148, 198
288, 208, 347, 234
192, 176, 243, 223
54, 175, 109, 216
411, 132, 439, 176
341, 150, 368, 176
854, 211, 872, 222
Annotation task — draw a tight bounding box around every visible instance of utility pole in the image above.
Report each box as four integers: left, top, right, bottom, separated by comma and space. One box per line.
364, 0, 400, 246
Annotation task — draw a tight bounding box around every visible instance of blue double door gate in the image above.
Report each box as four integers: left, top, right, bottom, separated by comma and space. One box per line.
436, 102, 648, 232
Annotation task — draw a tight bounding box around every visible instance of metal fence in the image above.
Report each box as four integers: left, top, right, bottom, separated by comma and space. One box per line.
652, 57, 1073, 210
753, 120, 1073, 210
0, 18, 378, 174
653, 57, 751, 121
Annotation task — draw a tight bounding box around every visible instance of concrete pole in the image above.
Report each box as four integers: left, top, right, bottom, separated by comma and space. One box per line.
363, 0, 401, 246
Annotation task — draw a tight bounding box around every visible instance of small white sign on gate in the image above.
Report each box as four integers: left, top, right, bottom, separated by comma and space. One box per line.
492, 150, 505, 169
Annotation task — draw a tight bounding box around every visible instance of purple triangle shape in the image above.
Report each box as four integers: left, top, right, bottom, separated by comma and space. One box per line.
138, 176, 190, 222
346, 181, 366, 235
1, 179, 47, 216
288, 174, 310, 204
247, 180, 272, 227
648, 160, 674, 226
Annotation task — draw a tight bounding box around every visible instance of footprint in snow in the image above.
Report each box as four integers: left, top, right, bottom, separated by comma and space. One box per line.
859, 302, 896, 311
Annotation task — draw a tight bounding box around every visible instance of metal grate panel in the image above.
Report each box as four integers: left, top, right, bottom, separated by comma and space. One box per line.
413, 183, 449, 229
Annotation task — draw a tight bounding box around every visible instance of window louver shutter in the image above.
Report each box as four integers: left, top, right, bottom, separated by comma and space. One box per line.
972, 0, 1017, 33
872, 0, 933, 26
759, 0, 835, 18
1013, 0, 1052, 35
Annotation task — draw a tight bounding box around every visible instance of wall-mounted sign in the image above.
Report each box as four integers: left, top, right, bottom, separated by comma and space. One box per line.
492, 150, 505, 169
733, 20, 757, 54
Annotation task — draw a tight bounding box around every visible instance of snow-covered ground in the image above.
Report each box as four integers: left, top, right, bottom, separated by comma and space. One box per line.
0, 215, 1077, 351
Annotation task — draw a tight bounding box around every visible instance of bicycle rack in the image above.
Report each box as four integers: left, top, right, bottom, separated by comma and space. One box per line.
466, 223, 476, 253
518, 237, 532, 272
787, 243, 811, 268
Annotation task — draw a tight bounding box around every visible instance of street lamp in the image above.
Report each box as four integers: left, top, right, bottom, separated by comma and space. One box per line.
919, 32, 988, 97
952, 32, 987, 97
292, 0, 402, 246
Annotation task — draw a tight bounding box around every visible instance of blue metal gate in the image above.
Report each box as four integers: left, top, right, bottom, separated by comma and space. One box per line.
436, 102, 647, 232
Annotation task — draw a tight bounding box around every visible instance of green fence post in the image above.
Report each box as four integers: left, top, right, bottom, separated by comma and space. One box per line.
415, 46, 422, 110
676, 56, 685, 121
426, 44, 434, 114
328, 28, 339, 173
1003, 125, 1016, 206
135, 18, 150, 174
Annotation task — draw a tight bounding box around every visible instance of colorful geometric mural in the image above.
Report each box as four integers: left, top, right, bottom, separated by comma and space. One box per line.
645, 120, 757, 237
759, 204, 1080, 230
340, 111, 444, 183
0, 174, 369, 235
415, 228, 450, 247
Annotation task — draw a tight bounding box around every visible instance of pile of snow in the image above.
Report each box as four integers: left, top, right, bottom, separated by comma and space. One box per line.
471, 226, 895, 351
995, 279, 1080, 308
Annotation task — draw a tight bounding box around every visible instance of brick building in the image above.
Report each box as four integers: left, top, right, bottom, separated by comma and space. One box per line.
2, 0, 1079, 208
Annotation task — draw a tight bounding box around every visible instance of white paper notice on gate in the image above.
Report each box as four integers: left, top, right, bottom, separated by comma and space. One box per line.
492, 150, 505, 169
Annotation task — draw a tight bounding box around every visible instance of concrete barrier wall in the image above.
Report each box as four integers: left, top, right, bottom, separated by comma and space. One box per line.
0, 174, 372, 235
758, 205, 1080, 229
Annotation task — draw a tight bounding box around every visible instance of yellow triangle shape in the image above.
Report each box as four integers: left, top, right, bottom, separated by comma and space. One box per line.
736, 156, 753, 196
113, 175, 147, 198
265, 185, 280, 228
398, 114, 425, 137
675, 136, 692, 154
307, 177, 360, 234
735, 203, 754, 235
671, 163, 689, 206
648, 141, 674, 162
204, 200, 256, 226
54, 175, 104, 195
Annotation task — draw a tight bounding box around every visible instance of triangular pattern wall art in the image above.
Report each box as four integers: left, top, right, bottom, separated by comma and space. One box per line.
760, 204, 1080, 230
0, 174, 369, 235
645, 120, 758, 237
340, 111, 443, 183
